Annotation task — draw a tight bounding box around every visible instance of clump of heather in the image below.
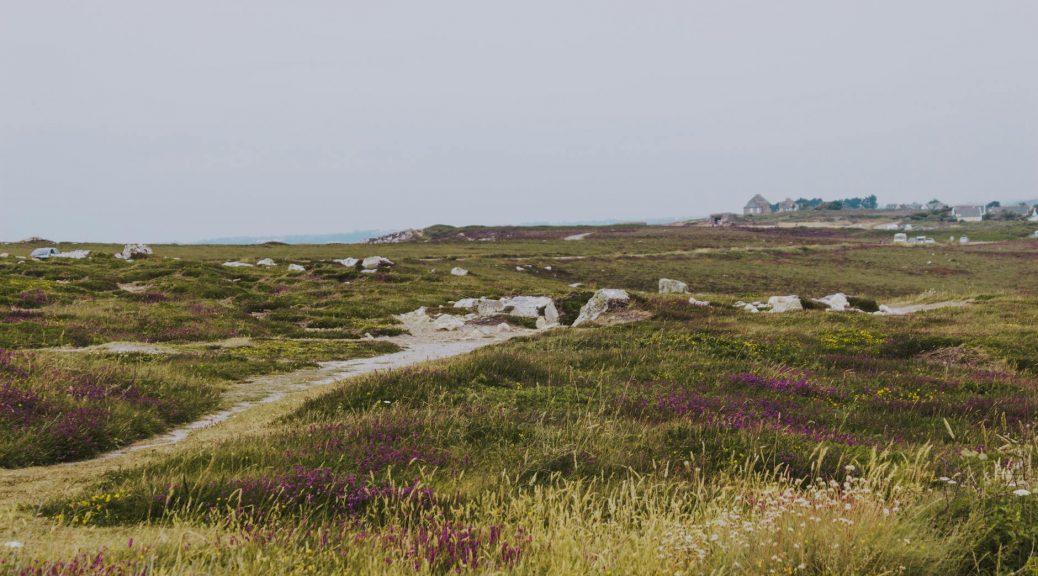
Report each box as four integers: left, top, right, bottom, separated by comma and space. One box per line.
281, 415, 449, 474
377, 523, 527, 572
0, 349, 219, 467
9, 550, 145, 576
151, 466, 433, 525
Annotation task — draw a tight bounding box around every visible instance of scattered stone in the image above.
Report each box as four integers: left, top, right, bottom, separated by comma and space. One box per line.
453, 298, 479, 309
287, 263, 306, 272
658, 278, 689, 294
767, 295, 803, 313
516, 266, 526, 272
52, 250, 91, 259
433, 314, 466, 331
256, 258, 276, 266
334, 257, 359, 267
0, 253, 7, 258
564, 232, 592, 241
569, 283, 584, 288
544, 265, 552, 271
816, 293, 850, 312
362, 256, 394, 269
223, 261, 254, 268
744, 304, 760, 313
30, 247, 59, 259
688, 297, 710, 307
360, 269, 377, 274
397, 307, 431, 326
451, 267, 469, 276
118, 243, 153, 260
572, 289, 630, 327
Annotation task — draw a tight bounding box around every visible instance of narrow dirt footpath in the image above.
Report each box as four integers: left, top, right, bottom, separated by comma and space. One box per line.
0, 326, 536, 509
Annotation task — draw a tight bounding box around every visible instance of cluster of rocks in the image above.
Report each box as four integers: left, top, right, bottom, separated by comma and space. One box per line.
400, 288, 641, 336
733, 292, 871, 314
454, 295, 560, 329
658, 278, 711, 307
222, 258, 307, 272
733, 295, 804, 314
368, 229, 423, 244
114, 243, 152, 260
334, 256, 395, 273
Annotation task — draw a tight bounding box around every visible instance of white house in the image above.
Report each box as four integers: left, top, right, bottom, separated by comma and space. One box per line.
952, 205, 985, 222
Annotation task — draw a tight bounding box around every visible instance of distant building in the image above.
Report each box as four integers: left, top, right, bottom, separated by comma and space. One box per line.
893, 233, 908, 243
777, 198, 799, 212
989, 203, 1032, 218
743, 194, 773, 216
952, 205, 985, 222
1029, 209, 1038, 222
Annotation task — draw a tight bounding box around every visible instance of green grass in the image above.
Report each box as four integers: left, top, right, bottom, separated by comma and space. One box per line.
5, 222, 1038, 574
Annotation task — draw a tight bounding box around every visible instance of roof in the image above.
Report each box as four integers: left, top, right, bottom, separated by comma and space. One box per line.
953, 205, 984, 218
744, 194, 771, 208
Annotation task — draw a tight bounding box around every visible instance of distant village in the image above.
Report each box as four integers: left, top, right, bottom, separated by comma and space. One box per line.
709, 194, 1038, 229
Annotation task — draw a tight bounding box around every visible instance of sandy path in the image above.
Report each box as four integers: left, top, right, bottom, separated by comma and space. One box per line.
98, 333, 525, 460
0, 326, 536, 508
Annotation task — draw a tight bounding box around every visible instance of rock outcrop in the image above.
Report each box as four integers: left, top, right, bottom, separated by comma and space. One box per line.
117, 244, 153, 260
451, 267, 469, 276
816, 293, 850, 312
362, 256, 394, 270
572, 289, 630, 327
659, 278, 689, 294
767, 295, 803, 313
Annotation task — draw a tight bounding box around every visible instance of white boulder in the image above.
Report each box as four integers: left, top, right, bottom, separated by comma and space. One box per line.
287, 264, 305, 272
0, 253, 7, 258
119, 243, 153, 260
659, 278, 689, 294
432, 314, 466, 331
334, 257, 359, 267
450, 267, 469, 276
362, 256, 394, 269
257, 258, 276, 266
30, 247, 59, 259
223, 261, 254, 268
816, 293, 850, 312
453, 298, 479, 309
688, 297, 710, 307
572, 289, 630, 327
767, 295, 803, 313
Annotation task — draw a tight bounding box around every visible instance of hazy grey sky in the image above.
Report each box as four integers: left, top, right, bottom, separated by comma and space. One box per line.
2, 1, 1036, 242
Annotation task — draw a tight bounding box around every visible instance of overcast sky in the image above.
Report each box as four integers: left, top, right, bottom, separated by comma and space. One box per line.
2, 1, 1036, 243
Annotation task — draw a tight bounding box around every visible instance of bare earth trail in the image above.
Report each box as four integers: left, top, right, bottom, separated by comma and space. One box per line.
0, 326, 537, 513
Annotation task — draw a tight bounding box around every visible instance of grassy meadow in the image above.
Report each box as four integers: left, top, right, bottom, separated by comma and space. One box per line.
3, 220, 1038, 574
